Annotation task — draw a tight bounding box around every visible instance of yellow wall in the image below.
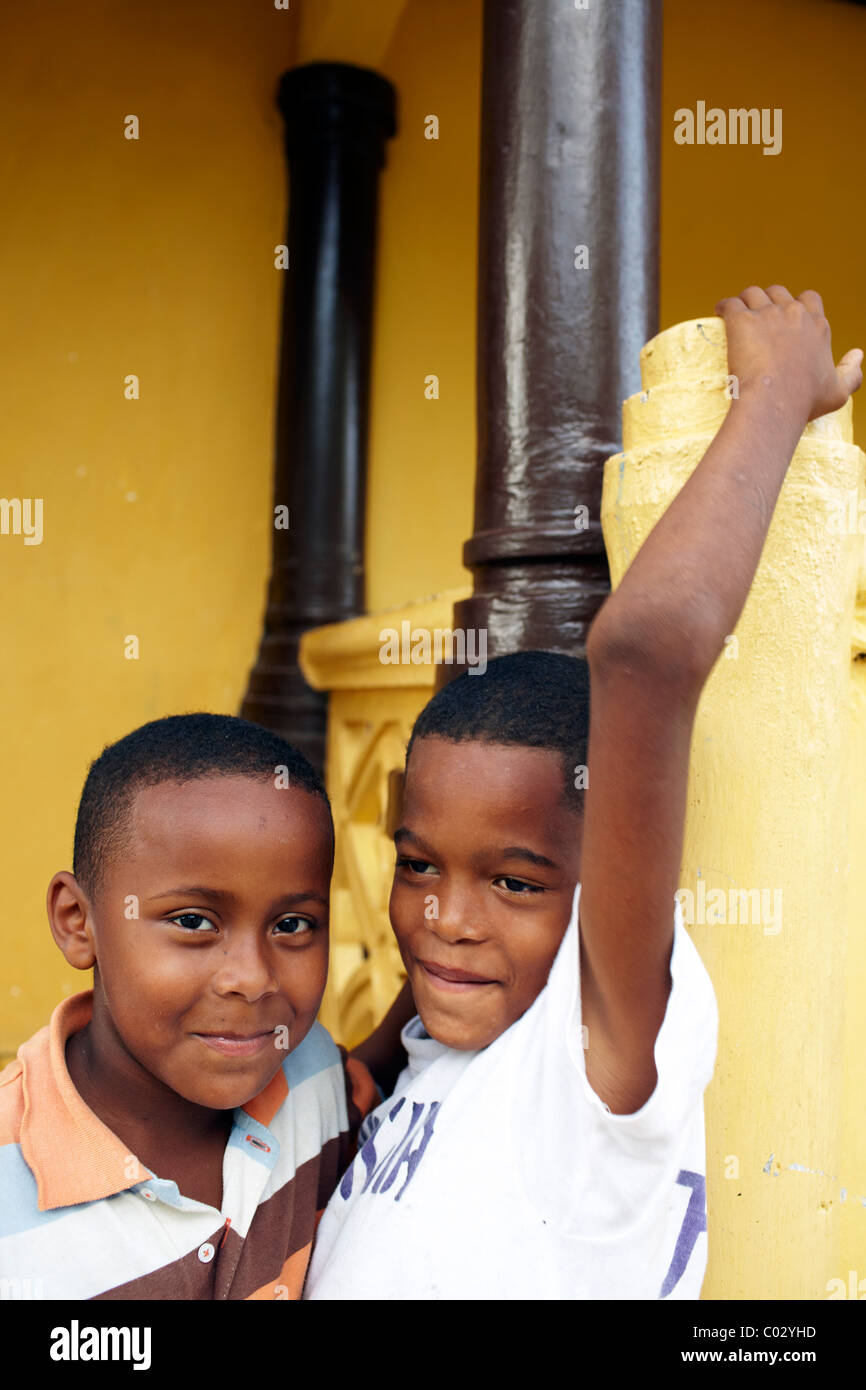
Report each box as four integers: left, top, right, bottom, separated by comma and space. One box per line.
347, 0, 481, 613
661, 0, 866, 358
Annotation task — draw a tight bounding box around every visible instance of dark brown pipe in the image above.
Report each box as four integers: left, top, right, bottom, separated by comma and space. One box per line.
242, 62, 396, 768
447, 0, 661, 678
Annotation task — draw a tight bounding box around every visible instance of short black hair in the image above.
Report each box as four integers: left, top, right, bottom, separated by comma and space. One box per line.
406, 650, 590, 814
73, 712, 332, 899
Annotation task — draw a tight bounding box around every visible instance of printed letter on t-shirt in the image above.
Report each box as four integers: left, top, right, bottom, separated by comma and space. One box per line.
659, 1170, 707, 1298
339, 1098, 441, 1204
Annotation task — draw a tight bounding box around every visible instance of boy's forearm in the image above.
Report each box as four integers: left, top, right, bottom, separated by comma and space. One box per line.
350, 978, 414, 1095
593, 381, 810, 677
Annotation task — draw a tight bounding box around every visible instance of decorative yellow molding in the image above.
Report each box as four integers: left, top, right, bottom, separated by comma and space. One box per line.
299, 589, 472, 689
615, 317, 866, 665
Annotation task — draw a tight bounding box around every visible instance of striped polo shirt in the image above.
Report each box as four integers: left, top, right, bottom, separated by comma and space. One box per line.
0, 992, 376, 1299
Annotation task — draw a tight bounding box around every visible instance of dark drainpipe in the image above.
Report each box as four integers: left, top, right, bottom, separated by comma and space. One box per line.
448, 0, 661, 674
242, 62, 397, 770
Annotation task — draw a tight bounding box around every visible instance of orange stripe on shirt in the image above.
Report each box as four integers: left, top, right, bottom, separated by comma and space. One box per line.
245, 1242, 312, 1301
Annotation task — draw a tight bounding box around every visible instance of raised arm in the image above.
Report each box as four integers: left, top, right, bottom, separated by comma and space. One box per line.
578, 286, 863, 1114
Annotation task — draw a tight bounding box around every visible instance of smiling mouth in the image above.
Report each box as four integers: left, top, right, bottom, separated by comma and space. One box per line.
417, 960, 498, 992
192, 1030, 277, 1058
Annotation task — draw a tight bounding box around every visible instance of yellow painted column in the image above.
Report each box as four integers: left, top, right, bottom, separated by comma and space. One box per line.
601, 317, 866, 1299
841, 549, 866, 1297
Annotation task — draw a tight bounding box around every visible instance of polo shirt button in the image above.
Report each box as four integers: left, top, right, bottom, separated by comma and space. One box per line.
198, 1242, 215, 1264
142, 1190, 155, 1201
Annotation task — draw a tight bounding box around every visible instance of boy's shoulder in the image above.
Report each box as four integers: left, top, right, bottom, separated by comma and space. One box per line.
0, 1013, 54, 1145
0, 1052, 27, 1145
0, 1005, 376, 1301
0, 995, 155, 1220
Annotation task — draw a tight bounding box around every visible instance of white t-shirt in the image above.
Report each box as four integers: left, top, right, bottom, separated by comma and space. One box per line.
305, 883, 718, 1301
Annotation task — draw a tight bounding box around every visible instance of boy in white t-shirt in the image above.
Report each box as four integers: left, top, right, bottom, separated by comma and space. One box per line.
304, 285, 863, 1300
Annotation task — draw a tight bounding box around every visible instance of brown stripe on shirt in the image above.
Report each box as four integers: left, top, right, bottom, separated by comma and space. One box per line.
92, 1137, 345, 1301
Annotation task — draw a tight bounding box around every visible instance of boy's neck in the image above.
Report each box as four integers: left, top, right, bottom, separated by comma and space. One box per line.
65, 1015, 234, 1177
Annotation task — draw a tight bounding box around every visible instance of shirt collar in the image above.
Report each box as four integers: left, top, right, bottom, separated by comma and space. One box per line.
18, 991, 288, 1211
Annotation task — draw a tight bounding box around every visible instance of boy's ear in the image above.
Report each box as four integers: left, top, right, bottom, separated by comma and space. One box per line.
47, 871, 96, 970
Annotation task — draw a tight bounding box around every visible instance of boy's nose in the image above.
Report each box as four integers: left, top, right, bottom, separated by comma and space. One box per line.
427, 891, 489, 944
210, 936, 280, 1002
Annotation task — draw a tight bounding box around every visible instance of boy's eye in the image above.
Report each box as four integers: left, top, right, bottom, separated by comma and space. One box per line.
170, 913, 215, 932
275, 916, 314, 936
493, 876, 543, 895
396, 856, 437, 876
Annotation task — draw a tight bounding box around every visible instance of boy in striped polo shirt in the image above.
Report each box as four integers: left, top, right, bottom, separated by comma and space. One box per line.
0, 713, 395, 1300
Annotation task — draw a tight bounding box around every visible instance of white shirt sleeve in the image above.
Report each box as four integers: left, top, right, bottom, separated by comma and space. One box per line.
511, 887, 718, 1240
